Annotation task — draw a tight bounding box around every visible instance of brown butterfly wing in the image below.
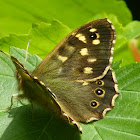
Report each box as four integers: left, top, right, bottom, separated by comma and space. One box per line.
31, 18, 119, 122
32, 69, 118, 122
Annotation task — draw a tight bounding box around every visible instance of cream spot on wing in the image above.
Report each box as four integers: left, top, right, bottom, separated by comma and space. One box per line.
111, 47, 114, 55
87, 58, 97, 63
58, 55, 68, 62
89, 28, 97, 32
58, 67, 63, 74
40, 81, 45, 86
82, 81, 89, 86
107, 19, 115, 30
47, 87, 56, 98
111, 69, 117, 83
66, 45, 75, 53
47, 87, 52, 92
62, 112, 69, 118
80, 48, 88, 56
107, 19, 112, 23
102, 108, 112, 117
76, 33, 87, 43
109, 56, 113, 65
114, 84, 119, 93
113, 39, 116, 44
33, 76, 38, 79
71, 121, 82, 133
72, 32, 76, 36
86, 117, 99, 123
96, 33, 100, 39
112, 93, 119, 106
92, 39, 100, 45
111, 24, 115, 30
84, 67, 93, 74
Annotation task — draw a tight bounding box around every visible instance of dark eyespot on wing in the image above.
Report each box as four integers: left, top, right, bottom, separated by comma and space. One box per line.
90, 100, 99, 108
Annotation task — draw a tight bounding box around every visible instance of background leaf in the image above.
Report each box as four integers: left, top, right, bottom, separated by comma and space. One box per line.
1, 17, 140, 66
0, 0, 131, 38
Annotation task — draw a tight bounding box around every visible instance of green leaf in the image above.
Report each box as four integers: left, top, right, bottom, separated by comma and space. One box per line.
30, 20, 71, 58
114, 21, 140, 66
0, 0, 131, 38
1, 15, 140, 66
0, 47, 140, 140
0, 20, 71, 59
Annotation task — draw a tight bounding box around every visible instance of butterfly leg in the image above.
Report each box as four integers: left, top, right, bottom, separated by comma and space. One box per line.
4, 94, 24, 112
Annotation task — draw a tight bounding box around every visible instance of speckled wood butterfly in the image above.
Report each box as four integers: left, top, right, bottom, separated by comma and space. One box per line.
5, 18, 119, 133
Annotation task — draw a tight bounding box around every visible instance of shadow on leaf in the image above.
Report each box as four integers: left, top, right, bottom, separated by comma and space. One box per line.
1, 105, 80, 140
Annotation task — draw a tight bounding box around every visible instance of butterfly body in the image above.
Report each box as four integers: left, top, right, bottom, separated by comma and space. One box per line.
11, 56, 61, 116
9, 18, 119, 133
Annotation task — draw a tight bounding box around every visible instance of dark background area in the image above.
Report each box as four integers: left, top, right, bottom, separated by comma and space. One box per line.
125, 0, 140, 20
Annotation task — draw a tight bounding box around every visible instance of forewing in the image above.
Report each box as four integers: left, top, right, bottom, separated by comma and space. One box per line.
32, 18, 116, 81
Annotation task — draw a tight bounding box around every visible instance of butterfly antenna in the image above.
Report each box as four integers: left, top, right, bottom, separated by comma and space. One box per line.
0, 50, 10, 58
25, 40, 31, 62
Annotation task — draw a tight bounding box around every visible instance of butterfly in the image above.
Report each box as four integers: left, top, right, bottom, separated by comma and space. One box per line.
6, 18, 119, 133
